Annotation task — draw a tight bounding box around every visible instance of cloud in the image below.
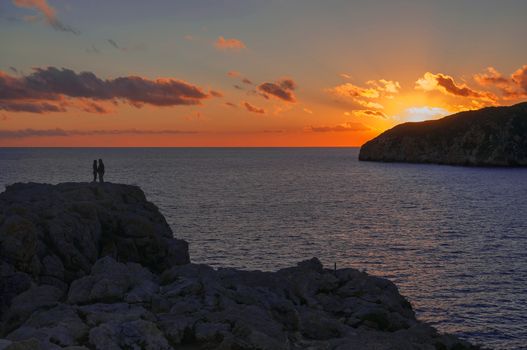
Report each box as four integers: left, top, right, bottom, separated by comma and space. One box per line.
257, 78, 297, 102
472, 65, 527, 100
0, 100, 66, 113
227, 71, 241, 78
303, 108, 313, 114
224, 102, 237, 108
242, 78, 252, 85
416, 72, 496, 102
85, 45, 101, 54
340, 73, 352, 79
214, 36, 246, 50
474, 67, 510, 87
209, 90, 223, 97
107, 39, 120, 49
12, 0, 79, 34
0, 128, 197, 139
512, 65, 527, 93
354, 109, 387, 119
330, 83, 380, 99
308, 122, 370, 133
243, 102, 265, 114
0, 67, 216, 113
327, 78, 399, 114
367, 79, 401, 94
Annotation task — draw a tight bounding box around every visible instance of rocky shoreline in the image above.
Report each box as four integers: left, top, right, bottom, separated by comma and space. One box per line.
359, 102, 527, 166
0, 182, 479, 349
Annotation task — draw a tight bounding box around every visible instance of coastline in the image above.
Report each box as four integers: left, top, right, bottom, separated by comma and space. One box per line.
0, 182, 480, 349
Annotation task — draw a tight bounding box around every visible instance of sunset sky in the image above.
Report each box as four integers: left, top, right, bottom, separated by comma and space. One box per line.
1, 0, 527, 146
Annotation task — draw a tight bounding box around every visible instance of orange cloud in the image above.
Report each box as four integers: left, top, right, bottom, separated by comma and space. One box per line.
416, 72, 496, 102
243, 102, 265, 114
0, 67, 217, 113
12, 0, 78, 34
512, 65, 527, 93
308, 121, 370, 132
215, 36, 246, 50
258, 78, 297, 102
0, 128, 197, 139
331, 83, 380, 99
354, 109, 387, 119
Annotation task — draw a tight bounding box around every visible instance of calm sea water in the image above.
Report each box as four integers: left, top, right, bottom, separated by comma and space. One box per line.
1, 147, 526, 349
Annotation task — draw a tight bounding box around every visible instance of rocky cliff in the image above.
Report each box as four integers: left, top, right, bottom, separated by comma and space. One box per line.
0, 183, 478, 349
359, 102, 527, 166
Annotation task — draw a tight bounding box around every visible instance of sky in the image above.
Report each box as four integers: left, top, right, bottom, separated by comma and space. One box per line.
1, 0, 527, 147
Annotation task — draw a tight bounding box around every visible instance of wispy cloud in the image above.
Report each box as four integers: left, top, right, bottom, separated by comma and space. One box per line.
12, 0, 79, 34
0, 128, 197, 139
308, 122, 370, 132
214, 36, 246, 50
243, 102, 265, 114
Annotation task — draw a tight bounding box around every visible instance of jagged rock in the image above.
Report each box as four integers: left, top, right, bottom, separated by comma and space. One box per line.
6, 304, 88, 348
1, 285, 63, 335
67, 256, 157, 305
0, 183, 479, 350
359, 102, 527, 166
88, 320, 171, 350
0, 182, 189, 287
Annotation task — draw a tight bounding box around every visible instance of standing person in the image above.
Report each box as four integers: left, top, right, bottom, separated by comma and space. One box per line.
92, 160, 98, 182
97, 159, 105, 183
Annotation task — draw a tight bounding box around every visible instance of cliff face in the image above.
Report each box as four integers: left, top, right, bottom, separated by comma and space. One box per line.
359, 102, 527, 166
0, 183, 477, 350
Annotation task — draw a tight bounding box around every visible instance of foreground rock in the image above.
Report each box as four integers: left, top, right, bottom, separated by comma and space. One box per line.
359, 102, 527, 166
0, 183, 479, 349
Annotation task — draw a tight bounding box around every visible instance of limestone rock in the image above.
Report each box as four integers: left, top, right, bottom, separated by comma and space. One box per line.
359, 102, 527, 166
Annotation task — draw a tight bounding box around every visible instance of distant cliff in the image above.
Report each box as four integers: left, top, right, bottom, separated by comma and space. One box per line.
359, 102, 527, 166
0, 183, 478, 349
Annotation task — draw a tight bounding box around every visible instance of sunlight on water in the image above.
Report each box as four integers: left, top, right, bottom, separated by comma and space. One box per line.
1, 147, 526, 349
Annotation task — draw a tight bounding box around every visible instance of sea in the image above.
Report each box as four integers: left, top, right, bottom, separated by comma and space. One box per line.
0, 147, 526, 349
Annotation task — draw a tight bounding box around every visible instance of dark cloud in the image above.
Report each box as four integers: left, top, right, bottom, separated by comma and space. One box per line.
85, 45, 100, 54
257, 78, 297, 102
0, 100, 66, 113
242, 78, 252, 85
9, 66, 18, 74
12, 0, 79, 35
107, 39, 119, 49
435, 74, 486, 98
233, 84, 243, 90
355, 109, 387, 119
0, 67, 216, 113
0, 128, 197, 139
309, 122, 370, 132
209, 90, 223, 97
225, 102, 237, 108
243, 102, 265, 114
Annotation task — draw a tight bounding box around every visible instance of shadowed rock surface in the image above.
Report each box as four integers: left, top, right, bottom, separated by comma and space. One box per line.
359, 102, 527, 166
0, 183, 480, 349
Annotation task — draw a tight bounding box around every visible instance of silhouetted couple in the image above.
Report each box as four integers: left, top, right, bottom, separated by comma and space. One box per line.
92, 159, 105, 183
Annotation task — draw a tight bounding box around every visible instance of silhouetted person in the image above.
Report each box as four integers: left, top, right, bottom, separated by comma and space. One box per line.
97, 159, 105, 183
92, 160, 98, 182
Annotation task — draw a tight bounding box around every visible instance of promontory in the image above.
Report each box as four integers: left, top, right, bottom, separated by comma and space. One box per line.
0, 182, 479, 349
359, 102, 527, 166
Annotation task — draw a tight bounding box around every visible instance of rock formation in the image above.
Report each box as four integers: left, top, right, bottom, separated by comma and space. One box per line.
0, 183, 478, 349
359, 102, 527, 166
